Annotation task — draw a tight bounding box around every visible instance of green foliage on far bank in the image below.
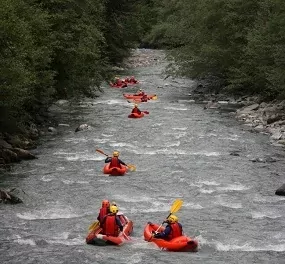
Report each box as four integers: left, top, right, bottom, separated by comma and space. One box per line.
0, 0, 146, 132
146, 0, 285, 100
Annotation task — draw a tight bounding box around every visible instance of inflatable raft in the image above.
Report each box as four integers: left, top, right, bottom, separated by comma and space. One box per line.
103, 163, 128, 176
128, 112, 144, 118
143, 223, 198, 252
86, 213, 133, 246
123, 93, 157, 100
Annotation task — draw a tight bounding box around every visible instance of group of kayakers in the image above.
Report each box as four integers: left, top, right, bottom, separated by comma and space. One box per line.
93, 199, 183, 241
110, 76, 139, 88
88, 75, 195, 250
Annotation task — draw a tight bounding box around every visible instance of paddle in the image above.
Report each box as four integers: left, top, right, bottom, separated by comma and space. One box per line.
142, 111, 149, 114
88, 220, 100, 231
154, 199, 183, 233
96, 149, 136, 172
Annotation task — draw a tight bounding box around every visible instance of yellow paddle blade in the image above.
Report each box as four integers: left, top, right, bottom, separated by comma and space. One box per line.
88, 220, 99, 231
127, 164, 136, 171
152, 95, 158, 100
170, 199, 183, 214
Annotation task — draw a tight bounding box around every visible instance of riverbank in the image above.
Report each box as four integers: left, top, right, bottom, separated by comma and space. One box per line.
188, 84, 285, 148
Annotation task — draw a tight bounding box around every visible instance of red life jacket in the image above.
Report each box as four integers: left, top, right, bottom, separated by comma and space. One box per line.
132, 108, 141, 114
109, 157, 121, 168
98, 207, 108, 223
168, 223, 182, 240
102, 215, 119, 237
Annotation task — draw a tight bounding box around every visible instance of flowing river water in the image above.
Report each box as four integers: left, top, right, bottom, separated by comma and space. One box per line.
1, 49, 285, 264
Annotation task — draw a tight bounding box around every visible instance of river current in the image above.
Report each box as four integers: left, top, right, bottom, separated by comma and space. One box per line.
0, 49, 285, 264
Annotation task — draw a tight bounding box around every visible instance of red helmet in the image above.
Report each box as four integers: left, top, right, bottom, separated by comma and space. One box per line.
102, 200, 110, 208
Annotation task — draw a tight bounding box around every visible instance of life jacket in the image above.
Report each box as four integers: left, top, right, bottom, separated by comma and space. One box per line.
98, 207, 108, 223
102, 215, 119, 237
132, 107, 141, 114
167, 223, 182, 240
141, 95, 148, 102
109, 157, 121, 168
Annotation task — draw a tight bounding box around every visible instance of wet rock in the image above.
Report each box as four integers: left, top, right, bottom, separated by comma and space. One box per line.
0, 139, 12, 149
0, 149, 20, 163
12, 148, 37, 160
0, 189, 23, 204
229, 151, 240, 156
75, 124, 91, 132
48, 127, 57, 134
275, 184, 285, 196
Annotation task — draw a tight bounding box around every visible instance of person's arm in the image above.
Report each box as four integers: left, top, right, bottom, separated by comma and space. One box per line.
118, 158, 127, 166
105, 157, 112, 163
154, 225, 171, 238
116, 216, 123, 231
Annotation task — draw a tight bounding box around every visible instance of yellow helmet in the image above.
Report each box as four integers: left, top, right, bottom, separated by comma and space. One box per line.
113, 151, 119, 157
167, 214, 178, 223
134, 104, 138, 108
110, 205, 118, 214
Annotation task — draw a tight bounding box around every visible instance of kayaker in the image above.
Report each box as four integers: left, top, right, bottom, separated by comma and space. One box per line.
105, 151, 127, 169
135, 89, 145, 96
140, 94, 148, 102
131, 104, 142, 114
112, 77, 127, 88
101, 205, 124, 237
130, 76, 138, 83
97, 199, 110, 224
152, 215, 183, 240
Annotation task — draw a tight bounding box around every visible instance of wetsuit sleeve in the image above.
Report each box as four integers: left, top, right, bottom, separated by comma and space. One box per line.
155, 225, 171, 238
118, 159, 127, 166
116, 216, 123, 231
105, 157, 112, 163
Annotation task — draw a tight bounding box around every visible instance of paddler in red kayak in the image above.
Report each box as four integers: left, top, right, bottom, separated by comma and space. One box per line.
97, 199, 110, 224
135, 89, 145, 96
105, 151, 127, 169
101, 205, 123, 236
131, 104, 142, 114
151, 215, 183, 240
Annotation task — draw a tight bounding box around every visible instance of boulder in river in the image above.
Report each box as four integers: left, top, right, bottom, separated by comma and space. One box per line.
75, 124, 91, 132
0, 189, 23, 204
275, 184, 285, 196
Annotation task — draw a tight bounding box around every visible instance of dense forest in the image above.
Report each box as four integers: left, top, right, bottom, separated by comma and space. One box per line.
1, 0, 285, 134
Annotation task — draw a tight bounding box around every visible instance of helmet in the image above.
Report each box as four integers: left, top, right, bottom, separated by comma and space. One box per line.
167, 214, 178, 223
113, 151, 119, 157
102, 199, 110, 208
111, 201, 117, 206
109, 205, 118, 214
139, 89, 142, 91
134, 104, 138, 108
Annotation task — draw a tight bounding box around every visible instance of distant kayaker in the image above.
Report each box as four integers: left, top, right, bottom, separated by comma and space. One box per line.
135, 89, 145, 96
131, 104, 141, 114
140, 94, 148, 102
111, 77, 127, 88
130, 76, 138, 83
101, 205, 124, 237
152, 215, 183, 240
97, 199, 110, 224
105, 151, 127, 169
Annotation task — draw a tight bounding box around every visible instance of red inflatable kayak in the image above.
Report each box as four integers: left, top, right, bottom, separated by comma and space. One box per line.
103, 163, 128, 176
86, 213, 133, 246
123, 93, 157, 100
128, 112, 145, 118
143, 223, 198, 252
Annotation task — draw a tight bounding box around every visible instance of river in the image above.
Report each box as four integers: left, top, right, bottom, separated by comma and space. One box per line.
0, 49, 284, 264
